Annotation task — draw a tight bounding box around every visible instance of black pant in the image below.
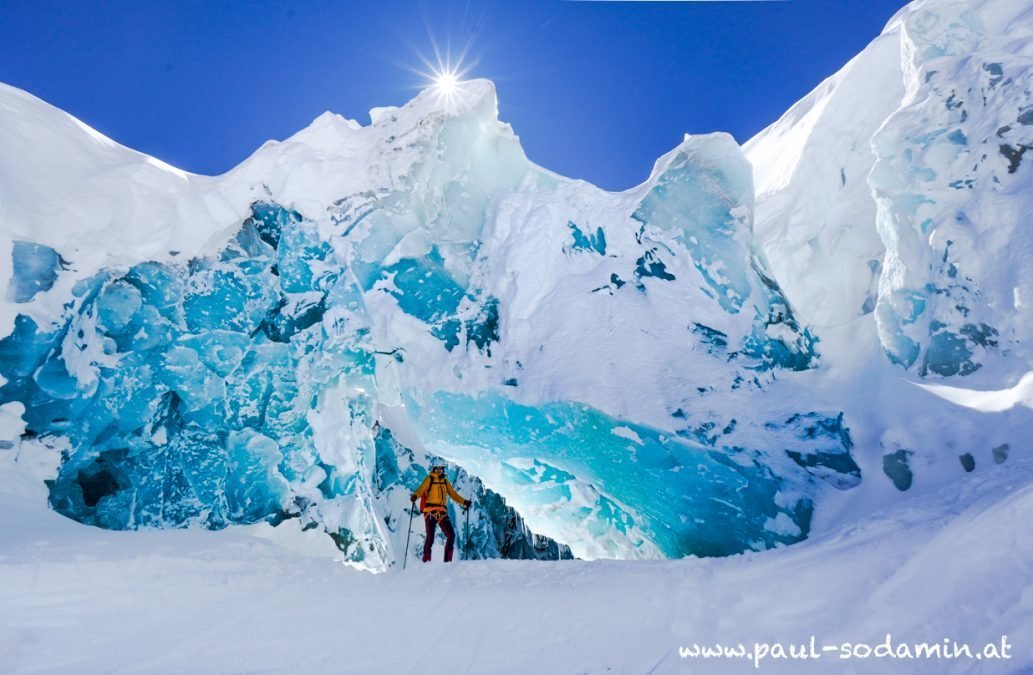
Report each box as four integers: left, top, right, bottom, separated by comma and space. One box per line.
422, 512, 455, 562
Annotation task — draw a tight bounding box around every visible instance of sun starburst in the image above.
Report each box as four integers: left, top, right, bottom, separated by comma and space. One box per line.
376, 5, 486, 112
425, 58, 474, 112
434, 69, 460, 94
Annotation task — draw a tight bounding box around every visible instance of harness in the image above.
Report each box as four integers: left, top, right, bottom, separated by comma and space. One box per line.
424, 507, 448, 523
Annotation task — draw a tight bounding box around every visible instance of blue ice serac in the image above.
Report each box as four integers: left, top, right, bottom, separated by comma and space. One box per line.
2, 204, 357, 531
0, 133, 860, 563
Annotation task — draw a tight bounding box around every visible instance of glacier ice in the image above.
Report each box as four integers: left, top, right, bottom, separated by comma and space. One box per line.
372, 423, 573, 561
0, 182, 850, 562
406, 390, 818, 558
740, 0, 1033, 507
0, 81, 867, 564
59, 26, 1033, 564
632, 138, 755, 314
7, 241, 67, 304
0, 200, 566, 563
4, 0, 1033, 570
567, 222, 607, 255
748, 0, 1033, 382
3, 204, 349, 532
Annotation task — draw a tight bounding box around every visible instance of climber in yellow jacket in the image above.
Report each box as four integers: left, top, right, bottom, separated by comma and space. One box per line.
410, 464, 471, 562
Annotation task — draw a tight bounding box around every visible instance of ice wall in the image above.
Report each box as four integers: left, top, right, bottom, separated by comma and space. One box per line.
870, 0, 1033, 377
0, 205, 381, 558
749, 0, 1033, 383
0, 203, 573, 564
0, 78, 863, 565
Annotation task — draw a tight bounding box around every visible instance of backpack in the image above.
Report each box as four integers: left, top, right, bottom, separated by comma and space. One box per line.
420, 475, 446, 512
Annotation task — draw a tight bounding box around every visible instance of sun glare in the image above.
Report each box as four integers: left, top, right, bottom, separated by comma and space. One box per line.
395, 17, 483, 110
435, 70, 459, 94
396, 11, 484, 108
426, 63, 470, 111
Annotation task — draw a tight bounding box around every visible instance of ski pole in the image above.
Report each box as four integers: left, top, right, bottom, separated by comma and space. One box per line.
464, 504, 471, 560
403, 504, 415, 570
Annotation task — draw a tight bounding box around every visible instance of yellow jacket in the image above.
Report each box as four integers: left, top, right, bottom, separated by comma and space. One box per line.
413, 473, 469, 511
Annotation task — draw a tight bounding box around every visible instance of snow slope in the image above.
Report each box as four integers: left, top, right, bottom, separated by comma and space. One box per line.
1, 448, 1030, 673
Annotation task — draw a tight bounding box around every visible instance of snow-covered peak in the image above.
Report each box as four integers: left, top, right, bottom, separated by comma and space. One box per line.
363, 79, 499, 133
0, 82, 192, 226
361, 78, 506, 153
0, 75, 521, 335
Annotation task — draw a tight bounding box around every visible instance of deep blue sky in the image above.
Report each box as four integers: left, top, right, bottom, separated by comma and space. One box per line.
0, 0, 909, 191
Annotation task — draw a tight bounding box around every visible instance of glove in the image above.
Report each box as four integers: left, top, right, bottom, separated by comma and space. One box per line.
410, 494, 417, 503
463, 500, 472, 509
